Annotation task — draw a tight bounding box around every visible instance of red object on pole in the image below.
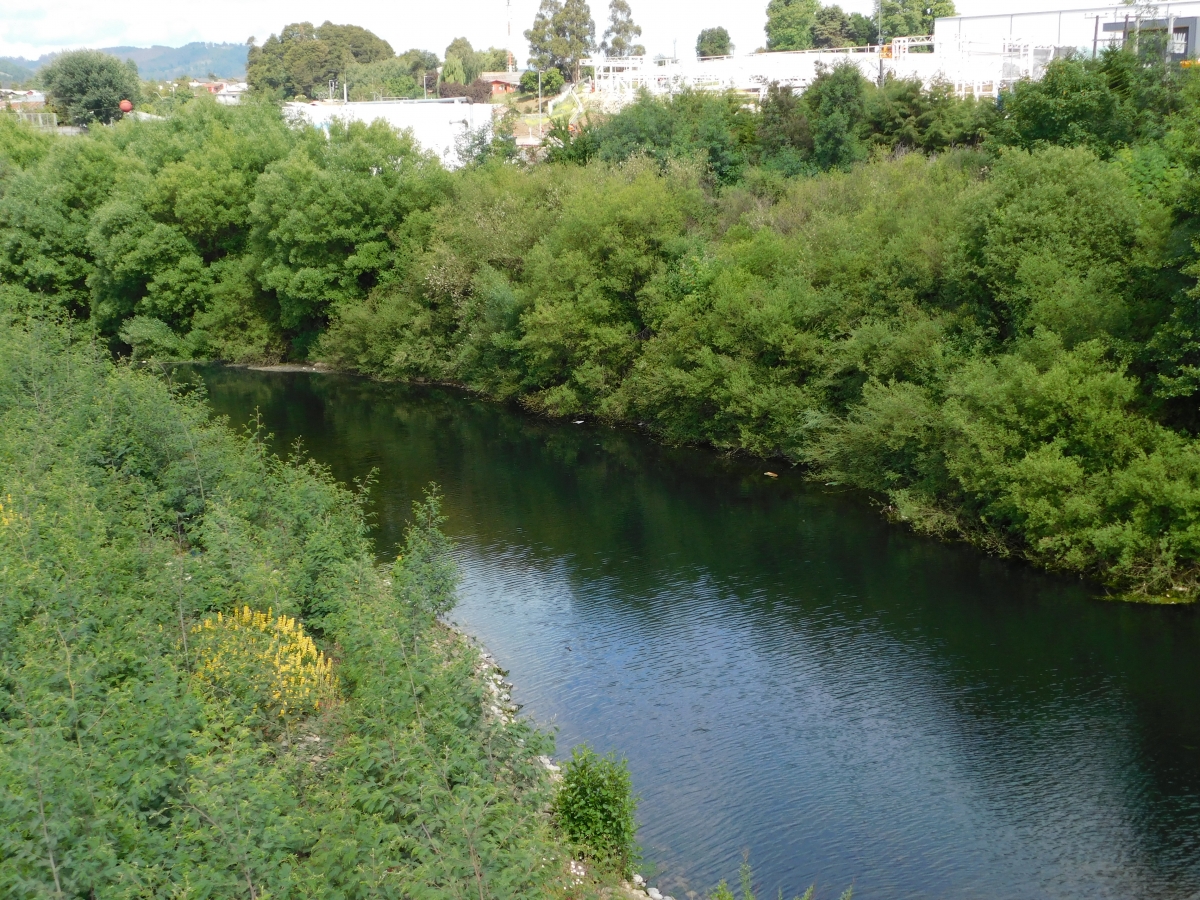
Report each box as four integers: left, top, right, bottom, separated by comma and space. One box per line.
119, 99, 133, 113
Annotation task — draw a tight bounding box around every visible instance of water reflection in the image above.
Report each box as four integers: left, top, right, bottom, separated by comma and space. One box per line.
194, 367, 1200, 900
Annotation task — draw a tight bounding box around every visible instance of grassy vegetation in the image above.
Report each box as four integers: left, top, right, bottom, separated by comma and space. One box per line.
3, 49, 1200, 602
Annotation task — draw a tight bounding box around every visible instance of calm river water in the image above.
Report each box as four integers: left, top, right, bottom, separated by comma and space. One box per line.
194, 366, 1200, 900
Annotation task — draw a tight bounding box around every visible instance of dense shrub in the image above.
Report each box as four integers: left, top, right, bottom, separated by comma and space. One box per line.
553, 745, 639, 872
0, 306, 567, 897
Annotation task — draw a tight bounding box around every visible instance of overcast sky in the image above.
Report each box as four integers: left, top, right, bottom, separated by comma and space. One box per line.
2, 0, 1081, 62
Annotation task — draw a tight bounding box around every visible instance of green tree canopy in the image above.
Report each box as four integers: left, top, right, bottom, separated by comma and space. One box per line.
519, 67, 565, 94
247, 21, 395, 99
526, 0, 596, 82
41, 50, 140, 125
599, 0, 645, 57
881, 0, 955, 39
446, 37, 480, 82
442, 55, 467, 85
696, 27, 733, 57
812, 5, 878, 47
805, 61, 868, 168
765, 0, 820, 51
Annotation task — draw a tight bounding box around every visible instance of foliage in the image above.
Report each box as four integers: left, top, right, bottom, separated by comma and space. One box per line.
443, 38, 511, 85
880, 0, 955, 39
41, 50, 141, 125
247, 21, 394, 99
765, 0, 821, 51
10, 43, 1200, 599
344, 48, 441, 100
249, 117, 449, 350
442, 55, 467, 85
768, 0, 944, 50
522, 67, 566, 95
526, 0, 597, 82
696, 27, 733, 58
599, 0, 645, 58
991, 49, 1191, 157
553, 745, 639, 871
0, 308, 569, 897
804, 62, 868, 169
812, 6, 872, 48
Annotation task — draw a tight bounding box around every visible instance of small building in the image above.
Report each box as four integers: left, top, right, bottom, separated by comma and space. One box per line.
2, 89, 45, 110
215, 82, 248, 105
480, 71, 521, 95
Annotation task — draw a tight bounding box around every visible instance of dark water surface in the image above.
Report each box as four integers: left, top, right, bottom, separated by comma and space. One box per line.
194, 367, 1200, 900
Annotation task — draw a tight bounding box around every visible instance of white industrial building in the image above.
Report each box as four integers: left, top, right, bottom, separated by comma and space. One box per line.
585, 2, 1200, 102
284, 97, 497, 169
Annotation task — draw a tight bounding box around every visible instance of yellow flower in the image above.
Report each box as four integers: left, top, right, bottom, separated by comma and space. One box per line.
190, 605, 338, 724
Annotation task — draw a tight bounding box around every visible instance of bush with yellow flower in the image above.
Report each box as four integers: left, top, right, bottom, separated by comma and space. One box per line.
191, 605, 338, 728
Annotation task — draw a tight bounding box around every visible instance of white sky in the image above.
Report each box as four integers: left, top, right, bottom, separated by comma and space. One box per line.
1, 0, 1090, 62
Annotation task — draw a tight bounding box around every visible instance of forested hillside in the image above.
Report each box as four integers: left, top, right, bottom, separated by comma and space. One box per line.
2, 48, 1200, 598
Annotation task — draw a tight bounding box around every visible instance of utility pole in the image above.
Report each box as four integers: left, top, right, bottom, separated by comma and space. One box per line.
538, 69, 543, 136
877, 0, 885, 87
1085, 14, 1100, 58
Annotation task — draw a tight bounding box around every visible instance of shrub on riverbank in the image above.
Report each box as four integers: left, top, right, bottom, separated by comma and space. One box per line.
554, 745, 640, 874
0, 305, 568, 896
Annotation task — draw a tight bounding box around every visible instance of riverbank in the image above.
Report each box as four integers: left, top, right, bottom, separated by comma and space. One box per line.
266, 359, 1179, 607
7, 93, 1200, 601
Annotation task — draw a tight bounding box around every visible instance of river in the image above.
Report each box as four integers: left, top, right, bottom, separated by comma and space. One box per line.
193, 366, 1200, 900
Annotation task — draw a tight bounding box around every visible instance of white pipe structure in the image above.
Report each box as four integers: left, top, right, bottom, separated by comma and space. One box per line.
583, 2, 1200, 104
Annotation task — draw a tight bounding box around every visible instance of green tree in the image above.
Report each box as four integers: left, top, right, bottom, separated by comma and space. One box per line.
249, 120, 450, 353
765, 0, 820, 51
442, 55, 467, 85
41, 50, 140, 125
696, 27, 733, 58
247, 21, 394, 99
992, 51, 1137, 155
805, 61, 868, 168
526, 0, 596, 82
445, 37, 486, 82
526, 0, 562, 69
520, 66, 566, 94
881, 0, 955, 38
848, 12, 879, 45
813, 5, 872, 47
599, 0, 645, 57
759, 82, 813, 172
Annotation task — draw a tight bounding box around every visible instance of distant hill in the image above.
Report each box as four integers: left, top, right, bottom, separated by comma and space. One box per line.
0, 58, 37, 86
0, 42, 247, 85
102, 43, 248, 80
